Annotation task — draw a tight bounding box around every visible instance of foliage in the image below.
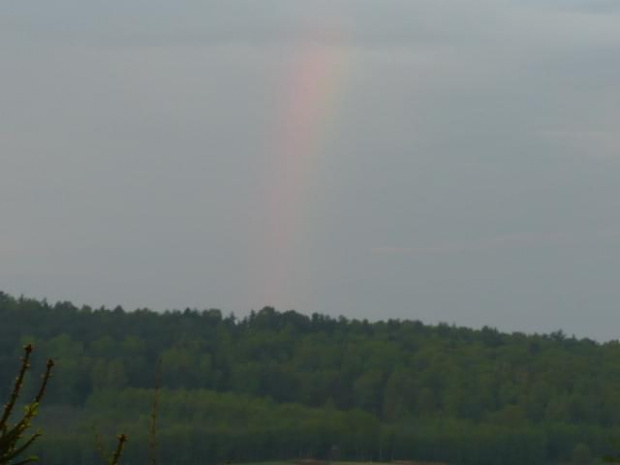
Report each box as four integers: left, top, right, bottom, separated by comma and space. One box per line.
3, 291, 620, 464
0, 345, 53, 465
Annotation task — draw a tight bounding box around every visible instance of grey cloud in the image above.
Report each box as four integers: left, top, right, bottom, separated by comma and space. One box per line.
3, 0, 620, 339
373, 229, 620, 257
5, 0, 619, 50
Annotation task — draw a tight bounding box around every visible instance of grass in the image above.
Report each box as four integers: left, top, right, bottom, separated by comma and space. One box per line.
240, 462, 395, 465
239, 462, 448, 465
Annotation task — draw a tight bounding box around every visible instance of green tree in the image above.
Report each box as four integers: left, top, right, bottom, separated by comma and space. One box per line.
0, 345, 53, 465
571, 443, 591, 465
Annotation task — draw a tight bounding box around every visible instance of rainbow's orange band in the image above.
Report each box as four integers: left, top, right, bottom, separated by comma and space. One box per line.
259, 30, 351, 305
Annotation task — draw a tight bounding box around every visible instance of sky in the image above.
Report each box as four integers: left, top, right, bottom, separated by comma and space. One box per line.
2, 0, 620, 340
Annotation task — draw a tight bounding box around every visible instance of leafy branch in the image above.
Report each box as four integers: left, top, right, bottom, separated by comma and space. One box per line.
110, 434, 128, 465
0, 345, 54, 465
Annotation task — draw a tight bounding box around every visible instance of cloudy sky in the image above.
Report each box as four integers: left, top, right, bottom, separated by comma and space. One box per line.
2, 0, 620, 339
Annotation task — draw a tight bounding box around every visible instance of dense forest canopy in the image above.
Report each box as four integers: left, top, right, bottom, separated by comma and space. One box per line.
1, 291, 619, 465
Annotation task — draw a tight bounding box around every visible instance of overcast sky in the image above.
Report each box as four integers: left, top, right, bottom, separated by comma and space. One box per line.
2, 0, 620, 340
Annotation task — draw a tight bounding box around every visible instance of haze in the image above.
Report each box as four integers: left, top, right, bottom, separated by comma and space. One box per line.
2, 0, 620, 340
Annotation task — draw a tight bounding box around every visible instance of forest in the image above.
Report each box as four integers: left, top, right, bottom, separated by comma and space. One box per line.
1, 291, 619, 465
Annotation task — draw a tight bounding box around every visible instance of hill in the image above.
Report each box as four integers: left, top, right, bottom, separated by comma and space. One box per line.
1, 291, 618, 464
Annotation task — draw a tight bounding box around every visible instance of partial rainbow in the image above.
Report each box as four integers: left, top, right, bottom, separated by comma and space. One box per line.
258, 29, 351, 307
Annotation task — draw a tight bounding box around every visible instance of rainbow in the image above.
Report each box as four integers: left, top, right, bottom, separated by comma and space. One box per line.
258, 27, 351, 307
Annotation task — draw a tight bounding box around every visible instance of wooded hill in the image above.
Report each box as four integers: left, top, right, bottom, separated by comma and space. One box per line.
1, 291, 618, 464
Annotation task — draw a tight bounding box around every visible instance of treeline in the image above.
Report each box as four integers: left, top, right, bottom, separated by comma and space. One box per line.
35, 388, 615, 465
2, 291, 620, 464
